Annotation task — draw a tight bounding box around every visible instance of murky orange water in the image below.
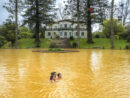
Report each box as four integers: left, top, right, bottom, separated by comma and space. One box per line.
0, 49, 130, 98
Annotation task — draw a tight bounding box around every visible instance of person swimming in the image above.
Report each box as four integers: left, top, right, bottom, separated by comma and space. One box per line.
57, 73, 62, 80
50, 72, 62, 82
50, 72, 57, 82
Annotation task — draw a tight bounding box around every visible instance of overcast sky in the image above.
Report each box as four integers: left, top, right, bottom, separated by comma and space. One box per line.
0, 0, 123, 25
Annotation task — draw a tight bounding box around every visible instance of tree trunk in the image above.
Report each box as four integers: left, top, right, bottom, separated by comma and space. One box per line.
35, 0, 40, 47
77, 0, 80, 47
110, 0, 114, 49
15, 0, 18, 48
87, 0, 93, 43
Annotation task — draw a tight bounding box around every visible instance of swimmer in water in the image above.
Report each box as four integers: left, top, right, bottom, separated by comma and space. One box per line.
50, 72, 57, 82
57, 73, 62, 80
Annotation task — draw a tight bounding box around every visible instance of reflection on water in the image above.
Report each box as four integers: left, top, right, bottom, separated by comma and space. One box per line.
0, 49, 130, 98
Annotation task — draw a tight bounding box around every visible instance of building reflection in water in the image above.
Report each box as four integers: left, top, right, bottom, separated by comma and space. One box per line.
90, 51, 103, 76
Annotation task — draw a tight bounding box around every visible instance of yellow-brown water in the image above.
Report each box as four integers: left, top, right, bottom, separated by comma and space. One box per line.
0, 49, 130, 98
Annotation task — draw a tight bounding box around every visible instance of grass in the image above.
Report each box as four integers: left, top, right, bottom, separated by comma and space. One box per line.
2, 38, 51, 49
18, 38, 36, 48
71, 38, 130, 49
1, 38, 130, 49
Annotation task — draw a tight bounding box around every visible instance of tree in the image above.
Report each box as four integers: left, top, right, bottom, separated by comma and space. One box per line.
4, 0, 23, 48
18, 26, 32, 39
65, 0, 108, 43
110, 0, 114, 49
57, 3, 67, 20
103, 19, 125, 38
118, 0, 130, 25
23, 0, 56, 47
1, 20, 16, 46
77, 0, 80, 47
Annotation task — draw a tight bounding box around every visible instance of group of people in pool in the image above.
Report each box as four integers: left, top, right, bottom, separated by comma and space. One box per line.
50, 72, 62, 82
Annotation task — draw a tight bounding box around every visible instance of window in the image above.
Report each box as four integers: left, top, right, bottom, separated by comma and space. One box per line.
69, 32, 72, 36
65, 24, 67, 28
76, 32, 78, 36
69, 24, 72, 28
60, 24, 62, 28
64, 32, 67, 36
81, 32, 84, 36
60, 32, 63, 36
48, 32, 51, 36
54, 32, 56, 35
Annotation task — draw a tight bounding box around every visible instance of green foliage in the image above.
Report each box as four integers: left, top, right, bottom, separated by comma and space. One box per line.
23, 0, 56, 27
125, 45, 130, 49
2, 42, 12, 48
93, 32, 106, 38
66, 0, 108, 24
1, 21, 16, 44
49, 48, 63, 51
17, 38, 36, 48
103, 19, 126, 37
40, 39, 51, 48
114, 35, 119, 40
49, 42, 58, 48
72, 42, 78, 48
119, 26, 130, 40
0, 36, 7, 47
18, 26, 32, 38
70, 38, 130, 49
70, 36, 74, 40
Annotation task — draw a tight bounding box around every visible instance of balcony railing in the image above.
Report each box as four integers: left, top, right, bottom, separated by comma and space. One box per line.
46, 28, 87, 31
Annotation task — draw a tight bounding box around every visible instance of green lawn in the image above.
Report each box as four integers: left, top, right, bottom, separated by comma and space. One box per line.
2, 38, 51, 49
71, 38, 130, 49
1, 38, 130, 49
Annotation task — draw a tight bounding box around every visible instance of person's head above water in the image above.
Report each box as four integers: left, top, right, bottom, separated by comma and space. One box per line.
57, 73, 62, 79
51, 72, 56, 76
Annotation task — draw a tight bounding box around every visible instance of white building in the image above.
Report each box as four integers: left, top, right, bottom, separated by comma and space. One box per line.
45, 20, 87, 38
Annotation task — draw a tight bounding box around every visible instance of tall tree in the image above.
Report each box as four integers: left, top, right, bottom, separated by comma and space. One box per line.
23, 0, 56, 47
119, 0, 130, 25
4, 0, 22, 48
110, 0, 114, 49
65, 0, 108, 43
86, 0, 93, 43
77, 0, 80, 47
15, 0, 18, 48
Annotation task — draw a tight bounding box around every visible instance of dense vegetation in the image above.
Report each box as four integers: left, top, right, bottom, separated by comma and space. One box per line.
0, 0, 129, 49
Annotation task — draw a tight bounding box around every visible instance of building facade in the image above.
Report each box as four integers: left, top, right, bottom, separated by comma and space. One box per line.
45, 20, 87, 38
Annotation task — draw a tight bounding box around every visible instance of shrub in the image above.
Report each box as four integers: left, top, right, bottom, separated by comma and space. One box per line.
103, 19, 126, 38
49, 42, 58, 48
127, 36, 130, 42
70, 36, 74, 40
49, 48, 63, 51
119, 32, 129, 39
72, 42, 78, 48
2, 42, 12, 48
93, 32, 106, 38
55, 35, 60, 39
125, 45, 130, 49
0, 36, 7, 47
114, 35, 119, 40
95, 34, 100, 38
18, 32, 32, 39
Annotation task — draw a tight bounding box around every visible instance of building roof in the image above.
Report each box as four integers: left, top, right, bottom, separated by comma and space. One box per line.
47, 19, 86, 25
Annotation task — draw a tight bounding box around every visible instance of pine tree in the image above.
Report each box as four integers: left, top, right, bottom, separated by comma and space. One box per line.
65, 0, 108, 43
23, 0, 56, 47
4, 0, 23, 48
